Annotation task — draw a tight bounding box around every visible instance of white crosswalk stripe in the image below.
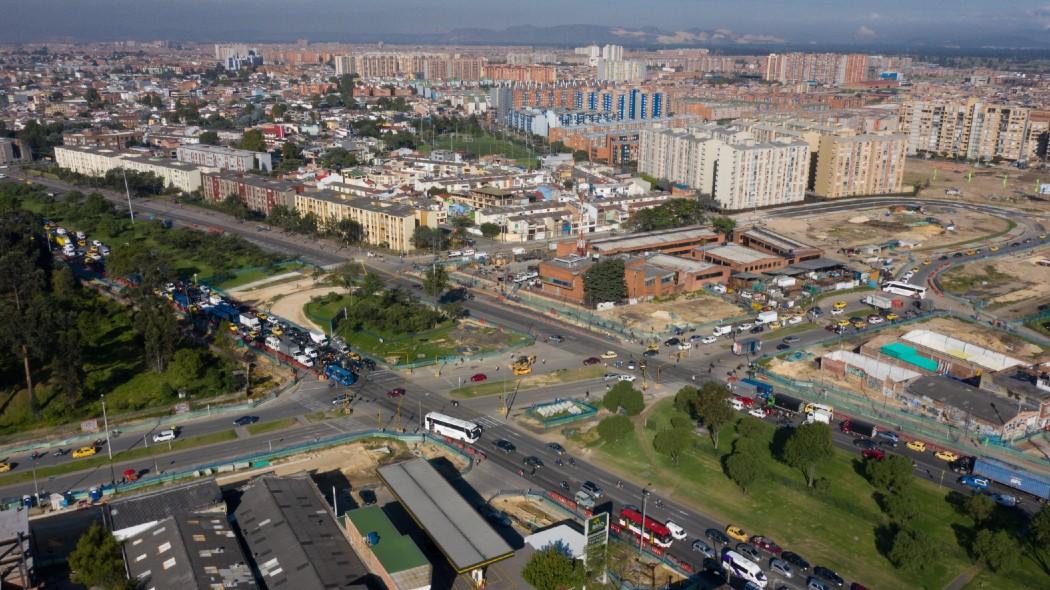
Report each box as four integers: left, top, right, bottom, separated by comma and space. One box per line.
474, 416, 503, 429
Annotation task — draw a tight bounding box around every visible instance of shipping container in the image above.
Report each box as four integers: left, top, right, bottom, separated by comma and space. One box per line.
972, 457, 1050, 500
756, 310, 779, 325
840, 419, 878, 438
732, 338, 761, 356
740, 378, 773, 398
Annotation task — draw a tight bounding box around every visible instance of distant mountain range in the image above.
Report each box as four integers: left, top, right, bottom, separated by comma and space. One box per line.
432, 25, 787, 48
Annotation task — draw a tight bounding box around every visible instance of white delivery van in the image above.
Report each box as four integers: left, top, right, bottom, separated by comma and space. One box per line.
152, 429, 177, 443
713, 325, 733, 337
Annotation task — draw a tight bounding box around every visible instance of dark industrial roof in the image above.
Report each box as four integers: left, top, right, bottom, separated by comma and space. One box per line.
784, 257, 847, 272
907, 376, 1037, 426
378, 459, 513, 573
124, 513, 256, 590
234, 475, 368, 589
108, 479, 224, 532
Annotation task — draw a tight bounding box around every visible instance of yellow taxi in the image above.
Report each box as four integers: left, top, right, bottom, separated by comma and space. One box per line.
922, 258, 932, 265
1040, 234, 1047, 240
228, 324, 239, 334
833, 301, 847, 310
255, 312, 267, 320
965, 249, 976, 256
600, 350, 618, 359
726, 525, 749, 543
934, 450, 959, 462
271, 326, 283, 336
910, 267, 919, 273
885, 313, 898, 321
0, 462, 12, 473
836, 319, 851, 328
990, 245, 1000, 252
906, 440, 927, 453
646, 343, 660, 353
851, 318, 867, 329
73, 446, 97, 459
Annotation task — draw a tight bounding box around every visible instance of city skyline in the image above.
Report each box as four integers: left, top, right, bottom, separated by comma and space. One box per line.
3, 0, 1050, 48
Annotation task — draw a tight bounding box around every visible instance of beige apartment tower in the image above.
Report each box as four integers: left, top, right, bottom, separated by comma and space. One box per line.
813, 132, 907, 198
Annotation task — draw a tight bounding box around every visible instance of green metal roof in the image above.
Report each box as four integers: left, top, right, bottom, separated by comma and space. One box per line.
880, 342, 938, 372
346, 506, 428, 573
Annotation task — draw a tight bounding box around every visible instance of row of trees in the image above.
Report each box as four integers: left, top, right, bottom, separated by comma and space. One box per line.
52, 167, 167, 197
626, 197, 737, 236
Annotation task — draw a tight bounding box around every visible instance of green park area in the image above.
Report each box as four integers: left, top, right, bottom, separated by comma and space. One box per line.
0, 182, 275, 436
581, 395, 1049, 590
419, 129, 540, 169
304, 290, 530, 366
451, 365, 606, 398
206, 260, 307, 291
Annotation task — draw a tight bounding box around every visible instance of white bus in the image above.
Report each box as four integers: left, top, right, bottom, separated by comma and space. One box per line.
722, 549, 768, 588
882, 281, 927, 299
424, 412, 482, 443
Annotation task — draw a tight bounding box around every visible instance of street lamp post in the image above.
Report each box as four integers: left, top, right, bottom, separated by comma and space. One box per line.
101, 395, 116, 485
638, 486, 652, 556
31, 456, 38, 499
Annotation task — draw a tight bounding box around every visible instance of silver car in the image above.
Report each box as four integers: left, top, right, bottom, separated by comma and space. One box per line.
770, 558, 793, 578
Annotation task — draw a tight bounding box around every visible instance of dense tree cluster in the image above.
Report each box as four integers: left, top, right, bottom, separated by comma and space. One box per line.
582, 258, 626, 307
628, 198, 706, 232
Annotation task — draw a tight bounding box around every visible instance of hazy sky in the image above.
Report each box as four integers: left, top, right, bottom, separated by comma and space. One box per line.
2, 0, 1049, 46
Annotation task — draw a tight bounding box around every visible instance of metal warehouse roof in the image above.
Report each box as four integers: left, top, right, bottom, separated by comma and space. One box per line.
378, 459, 513, 573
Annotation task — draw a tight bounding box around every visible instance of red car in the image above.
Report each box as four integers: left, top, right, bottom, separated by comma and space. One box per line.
850, 584, 871, 590
750, 535, 782, 556
583, 357, 601, 365
470, 373, 487, 382
862, 448, 885, 461
386, 387, 406, 398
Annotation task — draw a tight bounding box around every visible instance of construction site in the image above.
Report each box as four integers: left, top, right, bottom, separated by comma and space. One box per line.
939, 245, 1050, 319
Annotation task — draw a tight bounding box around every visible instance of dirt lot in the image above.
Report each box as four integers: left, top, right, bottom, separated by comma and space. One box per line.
264, 437, 469, 484
228, 275, 331, 332
767, 205, 1012, 253
904, 157, 1050, 215
492, 494, 567, 531
939, 246, 1050, 318
598, 291, 744, 333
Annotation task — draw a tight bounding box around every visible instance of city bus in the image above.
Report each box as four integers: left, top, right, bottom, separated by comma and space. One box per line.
424, 412, 482, 443
882, 281, 927, 299
722, 549, 769, 588
618, 507, 674, 548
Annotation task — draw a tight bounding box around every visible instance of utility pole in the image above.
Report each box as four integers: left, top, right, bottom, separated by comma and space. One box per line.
122, 168, 135, 224
101, 395, 116, 485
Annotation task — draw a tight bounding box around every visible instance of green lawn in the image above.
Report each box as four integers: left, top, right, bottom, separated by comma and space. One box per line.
586, 399, 1046, 590
208, 260, 306, 291
420, 130, 540, 169
246, 417, 299, 435
0, 429, 238, 487
451, 366, 606, 398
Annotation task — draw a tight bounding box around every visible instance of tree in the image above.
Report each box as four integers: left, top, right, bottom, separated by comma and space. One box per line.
880, 488, 920, 523
673, 385, 699, 417
281, 140, 303, 161
133, 291, 180, 373
863, 454, 914, 493
220, 194, 251, 221
480, 222, 502, 239
412, 226, 448, 252
320, 147, 359, 169
334, 262, 362, 293
52, 316, 84, 406
1029, 504, 1050, 546
69, 522, 134, 590
628, 198, 706, 232
582, 258, 626, 307
521, 545, 586, 590
84, 87, 103, 108
724, 450, 760, 494
711, 215, 736, 237
238, 128, 266, 152
783, 422, 834, 487
971, 529, 1019, 573
886, 527, 934, 574
653, 428, 692, 464
963, 493, 995, 526
572, 150, 589, 162
422, 264, 450, 302
332, 218, 363, 247
198, 130, 220, 145
271, 102, 288, 120
692, 382, 733, 448
602, 381, 643, 415
450, 215, 473, 234
358, 271, 384, 299
596, 415, 632, 444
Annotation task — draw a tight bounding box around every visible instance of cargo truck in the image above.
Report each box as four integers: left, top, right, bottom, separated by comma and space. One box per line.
805, 408, 833, 425
325, 364, 356, 386
756, 310, 779, 325
840, 419, 878, 438
972, 457, 1050, 501
772, 393, 805, 414
862, 294, 901, 310
239, 313, 261, 329
739, 378, 773, 399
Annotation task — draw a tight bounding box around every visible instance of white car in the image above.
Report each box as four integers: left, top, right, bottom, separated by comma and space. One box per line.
618, 374, 637, 382
701, 336, 718, 344
678, 342, 692, 351
666, 520, 688, 540
739, 291, 752, 299
748, 407, 768, 419
868, 315, 885, 325
786, 315, 803, 325
152, 429, 177, 443
736, 323, 753, 331
830, 308, 844, 315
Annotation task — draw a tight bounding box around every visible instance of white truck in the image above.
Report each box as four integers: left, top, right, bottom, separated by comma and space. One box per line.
805, 408, 833, 425
239, 313, 261, 329
862, 294, 898, 311
309, 330, 328, 345
264, 335, 281, 351
713, 325, 733, 336
756, 310, 779, 325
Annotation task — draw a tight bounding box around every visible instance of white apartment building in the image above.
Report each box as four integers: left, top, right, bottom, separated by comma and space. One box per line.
596, 59, 646, 83
638, 126, 809, 210
898, 99, 1035, 162
176, 144, 272, 172
54, 146, 202, 193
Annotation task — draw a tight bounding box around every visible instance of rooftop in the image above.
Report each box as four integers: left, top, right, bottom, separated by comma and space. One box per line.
741, 226, 815, 252
108, 479, 224, 533
824, 350, 921, 383
235, 475, 368, 589
124, 514, 256, 590
907, 376, 1038, 425
902, 329, 1027, 372
345, 506, 428, 573
698, 243, 776, 265
378, 459, 513, 573
586, 224, 717, 253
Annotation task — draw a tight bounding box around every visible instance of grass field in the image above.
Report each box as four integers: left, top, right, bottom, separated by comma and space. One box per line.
451, 365, 606, 398
0, 430, 238, 487
208, 260, 306, 291
246, 417, 299, 436
585, 399, 1048, 590
419, 130, 540, 169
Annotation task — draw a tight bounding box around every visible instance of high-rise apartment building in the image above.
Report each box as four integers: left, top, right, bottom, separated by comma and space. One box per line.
334, 55, 354, 76
596, 59, 647, 83
898, 99, 1034, 161
764, 52, 869, 85
638, 126, 809, 210
813, 132, 907, 198
482, 65, 558, 83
